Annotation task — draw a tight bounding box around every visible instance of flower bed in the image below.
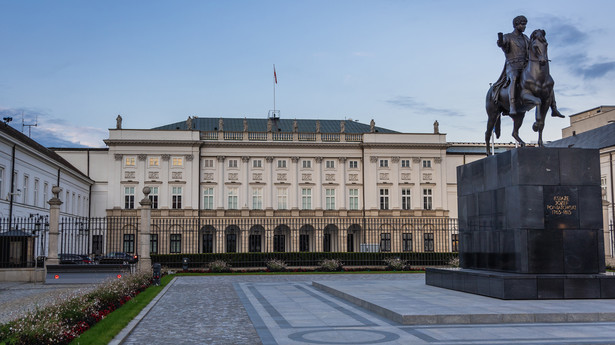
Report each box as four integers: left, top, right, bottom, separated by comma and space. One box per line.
0, 272, 152, 345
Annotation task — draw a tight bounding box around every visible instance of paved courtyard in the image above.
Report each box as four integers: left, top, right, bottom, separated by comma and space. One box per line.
116, 274, 615, 345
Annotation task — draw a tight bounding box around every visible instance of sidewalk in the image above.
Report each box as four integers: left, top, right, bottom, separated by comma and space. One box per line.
115, 274, 615, 345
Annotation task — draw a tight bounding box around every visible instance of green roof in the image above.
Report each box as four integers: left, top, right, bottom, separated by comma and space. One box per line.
153, 117, 398, 134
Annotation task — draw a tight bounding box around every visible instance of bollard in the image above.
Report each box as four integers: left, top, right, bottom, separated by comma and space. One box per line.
153, 263, 161, 286
182, 257, 189, 271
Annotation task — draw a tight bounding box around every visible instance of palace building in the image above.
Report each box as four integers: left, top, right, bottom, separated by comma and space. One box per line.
52, 116, 510, 255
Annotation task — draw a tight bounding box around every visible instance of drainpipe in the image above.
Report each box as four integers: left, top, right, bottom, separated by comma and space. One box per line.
8, 144, 16, 229
610, 152, 615, 252
360, 143, 366, 245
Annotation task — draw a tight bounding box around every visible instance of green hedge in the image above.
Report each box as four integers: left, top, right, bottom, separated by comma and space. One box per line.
151, 252, 458, 268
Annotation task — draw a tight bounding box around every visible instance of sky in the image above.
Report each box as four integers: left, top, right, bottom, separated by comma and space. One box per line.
0, 0, 614, 148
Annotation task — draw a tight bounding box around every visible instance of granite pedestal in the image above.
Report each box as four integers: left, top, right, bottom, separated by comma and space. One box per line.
426, 147, 615, 299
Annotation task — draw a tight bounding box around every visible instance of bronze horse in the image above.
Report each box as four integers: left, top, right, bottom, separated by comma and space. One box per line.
485, 29, 563, 155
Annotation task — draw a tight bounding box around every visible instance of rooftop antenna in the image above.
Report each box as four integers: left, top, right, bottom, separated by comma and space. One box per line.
21, 112, 38, 138
268, 64, 280, 120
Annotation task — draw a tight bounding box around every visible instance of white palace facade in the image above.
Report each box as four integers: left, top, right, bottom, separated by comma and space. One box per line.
53, 117, 509, 254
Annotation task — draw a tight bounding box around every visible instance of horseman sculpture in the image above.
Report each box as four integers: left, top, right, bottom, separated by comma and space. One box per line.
485, 16, 565, 155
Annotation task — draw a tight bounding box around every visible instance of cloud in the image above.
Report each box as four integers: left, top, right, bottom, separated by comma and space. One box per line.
571, 61, 615, 79
0, 107, 106, 148
536, 16, 615, 80
385, 96, 465, 117
543, 22, 588, 47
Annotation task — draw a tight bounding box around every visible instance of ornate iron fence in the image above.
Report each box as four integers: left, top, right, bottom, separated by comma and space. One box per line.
0, 216, 48, 268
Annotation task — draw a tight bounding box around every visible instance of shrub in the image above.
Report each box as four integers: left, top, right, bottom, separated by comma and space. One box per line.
265, 258, 287, 272
318, 258, 343, 272
208, 259, 231, 273
0, 272, 151, 345
448, 256, 460, 268
383, 257, 407, 271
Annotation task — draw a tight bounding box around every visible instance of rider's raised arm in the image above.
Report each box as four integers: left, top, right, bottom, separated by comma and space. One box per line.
497, 32, 509, 52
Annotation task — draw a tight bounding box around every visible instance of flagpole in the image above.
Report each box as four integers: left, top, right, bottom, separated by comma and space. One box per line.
273, 64, 276, 114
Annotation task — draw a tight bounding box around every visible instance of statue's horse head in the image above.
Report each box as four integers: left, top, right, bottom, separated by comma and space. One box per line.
529, 29, 548, 66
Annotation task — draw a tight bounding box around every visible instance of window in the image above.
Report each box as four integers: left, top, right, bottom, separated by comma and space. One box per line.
172, 186, 182, 209
401, 188, 411, 210
423, 188, 433, 210
123, 234, 135, 253
226, 233, 236, 253
202, 233, 213, 253
349, 160, 358, 169
34, 179, 39, 206
380, 233, 391, 252
403, 233, 413, 252
43, 182, 49, 208
379, 159, 389, 168
452, 234, 459, 252
149, 157, 159, 167
602, 176, 608, 199
301, 188, 312, 210
150, 234, 158, 254
203, 159, 214, 168
325, 188, 335, 210
228, 159, 238, 168
249, 234, 261, 252
274, 235, 285, 252
325, 160, 335, 169
252, 188, 263, 210
349, 188, 359, 210
124, 186, 135, 209
323, 233, 331, 252
422, 160, 432, 168
252, 159, 262, 168
299, 234, 309, 252
227, 188, 238, 209
302, 160, 312, 169
277, 160, 287, 168
379, 189, 389, 210
277, 188, 288, 210
149, 186, 159, 209
424, 233, 434, 252
65, 191, 70, 212
172, 157, 183, 166
170, 234, 182, 253
203, 187, 214, 210
0, 167, 3, 199
401, 159, 411, 168
125, 157, 136, 166
92, 235, 103, 255
22, 175, 29, 204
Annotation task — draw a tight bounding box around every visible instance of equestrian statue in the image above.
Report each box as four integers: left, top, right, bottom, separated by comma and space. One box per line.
485, 15, 565, 155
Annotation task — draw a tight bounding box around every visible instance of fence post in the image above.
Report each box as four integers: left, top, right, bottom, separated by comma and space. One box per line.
138, 187, 152, 273
46, 186, 62, 265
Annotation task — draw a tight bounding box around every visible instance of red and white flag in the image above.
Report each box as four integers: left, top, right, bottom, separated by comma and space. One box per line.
274, 65, 277, 84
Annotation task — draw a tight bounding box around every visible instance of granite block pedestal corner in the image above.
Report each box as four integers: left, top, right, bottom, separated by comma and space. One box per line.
426, 147, 615, 299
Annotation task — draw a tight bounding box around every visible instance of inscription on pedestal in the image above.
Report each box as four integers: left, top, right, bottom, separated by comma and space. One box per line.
544, 187, 579, 229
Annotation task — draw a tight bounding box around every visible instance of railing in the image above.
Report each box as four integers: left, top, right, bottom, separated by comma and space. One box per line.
201, 131, 218, 140
321, 133, 340, 142
248, 132, 267, 141
14, 216, 458, 268
223, 131, 243, 140
298, 133, 316, 141
345, 133, 363, 142
199, 131, 363, 143
273, 132, 293, 141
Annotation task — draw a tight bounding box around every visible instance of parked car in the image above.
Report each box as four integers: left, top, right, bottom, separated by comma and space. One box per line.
100, 252, 138, 264
59, 254, 93, 265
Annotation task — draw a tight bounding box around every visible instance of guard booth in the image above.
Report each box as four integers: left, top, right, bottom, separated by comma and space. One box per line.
0, 229, 35, 268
